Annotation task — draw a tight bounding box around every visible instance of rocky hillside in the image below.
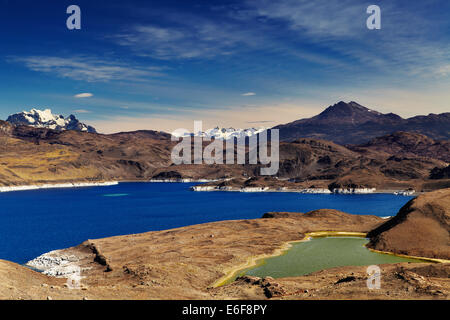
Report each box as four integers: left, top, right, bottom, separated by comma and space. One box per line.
430, 165, 450, 179
193, 136, 449, 191
274, 101, 450, 144
367, 188, 450, 259
351, 131, 450, 162
0, 122, 175, 186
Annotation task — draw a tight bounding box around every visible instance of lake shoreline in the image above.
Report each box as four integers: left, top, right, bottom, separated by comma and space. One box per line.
211, 231, 368, 287
27, 229, 447, 288
0, 181, 119, 193
0, 179, 420, 195
190, 185, 419, 196
212, 230, 449, 288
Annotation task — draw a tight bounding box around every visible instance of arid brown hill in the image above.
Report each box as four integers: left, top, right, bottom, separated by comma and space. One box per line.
190, 135, 448, 191
350, 131, 450, 162
0, 121, 175, 185
367, 188, 450, 259
274, 101, 450, 144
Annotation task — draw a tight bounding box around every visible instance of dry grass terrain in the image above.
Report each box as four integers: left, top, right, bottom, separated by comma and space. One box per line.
0, 136, 102, 185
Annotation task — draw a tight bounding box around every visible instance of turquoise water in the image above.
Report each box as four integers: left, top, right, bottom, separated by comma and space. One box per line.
240, 237, 425, 280
0, 182, 412, 264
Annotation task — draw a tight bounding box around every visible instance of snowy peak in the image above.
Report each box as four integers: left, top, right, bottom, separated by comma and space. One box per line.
6, 108, 96, 133
172, 126, 267, 140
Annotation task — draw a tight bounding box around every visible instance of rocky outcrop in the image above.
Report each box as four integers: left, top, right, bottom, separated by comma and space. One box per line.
430, 165, 450, 179
235, 276, 286, 298
26, 251, 81, 277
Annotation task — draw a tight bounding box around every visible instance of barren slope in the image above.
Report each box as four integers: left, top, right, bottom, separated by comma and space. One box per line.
367, 188, 450, 259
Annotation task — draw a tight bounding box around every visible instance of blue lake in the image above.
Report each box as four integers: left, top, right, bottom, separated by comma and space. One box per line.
0, 182, 412, 264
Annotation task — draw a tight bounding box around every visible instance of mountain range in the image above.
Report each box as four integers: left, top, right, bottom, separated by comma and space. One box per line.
274, 101, 450, 144
0, 101, 448, 191
5, 101, 449, 146
6, 109, 97, 133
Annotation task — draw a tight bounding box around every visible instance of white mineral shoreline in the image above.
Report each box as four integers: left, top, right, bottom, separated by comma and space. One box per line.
190, 185, 419, 195
25, 249, 83, 277
0, 181, 119, 193
190, 186, 377, 194
149, 178, 220, 183
0, 180, 416, 196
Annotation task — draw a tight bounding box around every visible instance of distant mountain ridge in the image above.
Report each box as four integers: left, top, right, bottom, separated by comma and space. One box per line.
274, 101, 450, 144
6, 108, 96, 133
0, 117, 448, 191
351, 131, 450, 162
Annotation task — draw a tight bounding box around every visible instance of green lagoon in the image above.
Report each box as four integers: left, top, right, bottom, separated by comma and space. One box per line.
238, 237, 427, 280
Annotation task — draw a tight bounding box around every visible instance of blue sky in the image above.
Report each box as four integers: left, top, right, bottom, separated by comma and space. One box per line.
0, 0, 449, 133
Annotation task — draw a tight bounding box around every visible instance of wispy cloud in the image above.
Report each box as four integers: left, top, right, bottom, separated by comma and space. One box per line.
242, 92, 256, 96
11, 56, 165, 82
246, 120, 275, 124
73, 109, 91, 113
74, 93, 93, 98
112, 14, 265, 60
244, 0, 450, 77
109, 0, 450, 81
435, 65, 450, 77
250, 0, 365, 38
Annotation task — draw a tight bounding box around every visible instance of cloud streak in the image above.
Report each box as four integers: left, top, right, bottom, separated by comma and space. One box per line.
12, 56, 165, 82
110, 6, 272, 60
245, 0, 450, 77
107, 0, 450, 84
74, 93, 93, 98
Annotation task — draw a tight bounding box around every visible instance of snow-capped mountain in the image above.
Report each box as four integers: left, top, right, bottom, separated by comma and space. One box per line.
172, 126, 267, 140
6, 108, 97, 133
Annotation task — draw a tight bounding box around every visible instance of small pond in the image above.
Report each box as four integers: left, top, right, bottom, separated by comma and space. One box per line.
234, 236, 427, 281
